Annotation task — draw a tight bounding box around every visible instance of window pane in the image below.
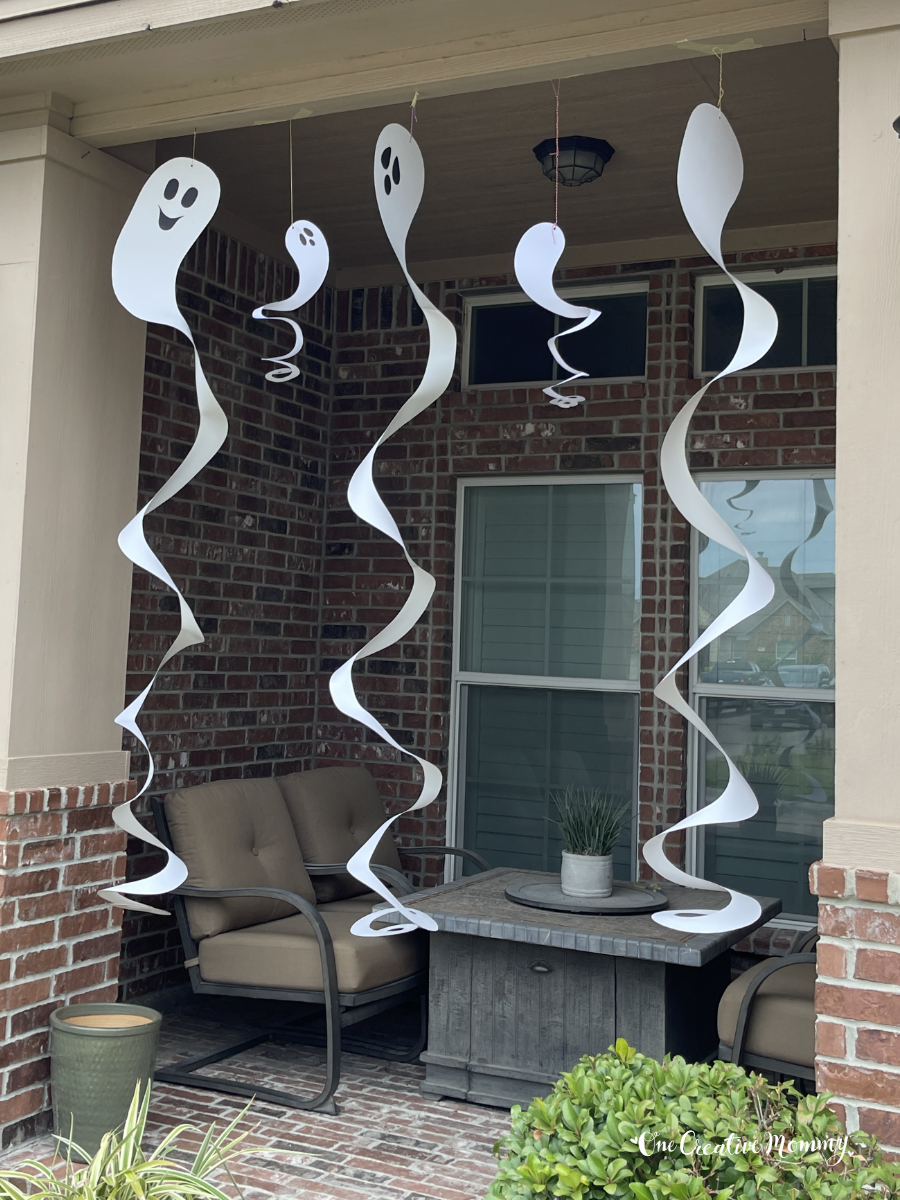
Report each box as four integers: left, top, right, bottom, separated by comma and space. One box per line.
806, 277, 837, 365
697, 477, 835, 687
469, 303, 554, 384
462, 685, 635, 876
460, 483, 641, 679
702, 278, 814, 372
560, 292, 647, 378
700, 697, 834, 918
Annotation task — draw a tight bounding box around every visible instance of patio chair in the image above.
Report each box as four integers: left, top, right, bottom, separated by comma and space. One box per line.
717, 929, 818, 1085
150, 776, 428, 1114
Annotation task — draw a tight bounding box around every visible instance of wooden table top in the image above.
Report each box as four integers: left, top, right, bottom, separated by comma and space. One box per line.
406, 868, 782, 967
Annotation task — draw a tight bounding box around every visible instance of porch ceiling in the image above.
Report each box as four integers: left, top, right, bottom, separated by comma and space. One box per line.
150, 39, 837, 278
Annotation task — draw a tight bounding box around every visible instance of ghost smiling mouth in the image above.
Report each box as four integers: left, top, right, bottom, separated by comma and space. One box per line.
158, 208, 182, 231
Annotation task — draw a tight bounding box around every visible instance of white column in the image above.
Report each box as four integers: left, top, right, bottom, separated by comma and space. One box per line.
826, 1, 900, 869
0, 104, 146, 789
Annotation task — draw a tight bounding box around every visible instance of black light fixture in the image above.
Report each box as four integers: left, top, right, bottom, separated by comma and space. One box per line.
532, 135, 615, 186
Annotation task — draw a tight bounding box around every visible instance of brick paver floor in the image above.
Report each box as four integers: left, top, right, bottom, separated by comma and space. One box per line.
0, 999, 515, 1200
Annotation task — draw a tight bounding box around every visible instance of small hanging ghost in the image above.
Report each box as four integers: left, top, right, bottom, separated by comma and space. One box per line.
514, 222, 600, 408
253, 221, 329, 382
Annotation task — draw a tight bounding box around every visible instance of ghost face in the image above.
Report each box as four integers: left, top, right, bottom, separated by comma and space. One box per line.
373, 124, 424, 262
112, 157, 220, 330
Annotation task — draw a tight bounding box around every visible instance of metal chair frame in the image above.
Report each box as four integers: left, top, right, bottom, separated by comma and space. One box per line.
719, 929, 819, 1085
149, 796, 489, 1113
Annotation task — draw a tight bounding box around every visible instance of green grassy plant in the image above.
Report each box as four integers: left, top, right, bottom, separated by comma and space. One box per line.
0, 1084, 265, 1200
552, 786, 630, 857
488, 1040, 900, 1200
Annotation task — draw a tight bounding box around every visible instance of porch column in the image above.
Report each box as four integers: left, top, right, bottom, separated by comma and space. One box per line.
0, 100, 145, 1147
812, 1, 900, 1154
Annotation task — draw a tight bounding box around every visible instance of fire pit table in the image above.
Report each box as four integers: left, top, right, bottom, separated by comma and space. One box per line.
403, 868, 780, 1109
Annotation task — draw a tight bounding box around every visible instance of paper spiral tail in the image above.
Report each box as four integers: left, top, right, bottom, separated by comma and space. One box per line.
100, 159, 227, 915
514, 222, 599, 408
642, 104, 779, 934
328, 124, 457, 937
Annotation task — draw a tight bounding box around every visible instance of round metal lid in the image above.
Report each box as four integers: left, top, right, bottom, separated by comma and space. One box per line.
505, 879, 669, 916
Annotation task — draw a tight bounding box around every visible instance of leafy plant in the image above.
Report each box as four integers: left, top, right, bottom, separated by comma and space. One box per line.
0, 1083, 266, 1199
488, 1039, 900, 1200
733, 755, 790, 792
552, 787, 630, 857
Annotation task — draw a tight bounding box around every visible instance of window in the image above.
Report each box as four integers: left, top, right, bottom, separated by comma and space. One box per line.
464, 282, 648, 388
451, 478, 642, 877
697, 266, 836, 375
691, 473, 835, 920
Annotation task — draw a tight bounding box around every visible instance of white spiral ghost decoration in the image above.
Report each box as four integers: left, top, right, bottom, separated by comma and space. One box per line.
643, 104, 779, 934
329, 124, 457, 938
514, 222, 600, 408
252, 221, 329, 382
99, 158, 227, 915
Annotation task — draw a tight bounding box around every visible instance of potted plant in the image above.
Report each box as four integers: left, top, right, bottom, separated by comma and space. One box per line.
50, 1001, 161, 1159
488, 1039, 900, 1199
552, 785, 629, 898
0, 1083, 262, 1199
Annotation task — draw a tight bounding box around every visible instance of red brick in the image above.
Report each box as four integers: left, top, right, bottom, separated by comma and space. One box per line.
816, 1020, 846, 1057
13, 946, 67, 979
816, 982, 900, 1026
816, 1061, 900, 1104
856, 948, 900, 985
0, 922, 55, 954
857, 1028, 900, 1068
859, 1107, 900, 1148
817, 942, 846, 978
855, 871, 890, 903
0, 868, 59, 898
812, 864, 847, 898
0, 977, 51, 1014
58, 910, 110, 940
6, 1055, 49, 1092
0, 1086, 43, 1126
52, 963, 106, 996
0, 1032, 47, 1070
72, 933, 121, 963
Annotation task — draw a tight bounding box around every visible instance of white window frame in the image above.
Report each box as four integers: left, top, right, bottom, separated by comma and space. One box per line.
685, 467, 836, 923
445, 473, 643, 880
694, 263, 837, 378
461, 279, 650, 391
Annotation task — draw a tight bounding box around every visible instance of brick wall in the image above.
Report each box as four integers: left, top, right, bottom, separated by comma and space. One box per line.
118, 228, 332, 1000
0, 782, 130, 1148
314, 244, 836, 885
811, 861, 900, 1157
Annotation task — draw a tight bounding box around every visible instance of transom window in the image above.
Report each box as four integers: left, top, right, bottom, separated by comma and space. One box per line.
697, 265, 836, 375
452, 478, 641, 877
464, 282, 648, 388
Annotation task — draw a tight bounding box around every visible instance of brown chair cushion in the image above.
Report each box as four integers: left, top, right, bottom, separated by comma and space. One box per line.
277, 767, 404, 903
164, 778, 316, 941
718, 958, 816, 1068
197, 909, 426, 993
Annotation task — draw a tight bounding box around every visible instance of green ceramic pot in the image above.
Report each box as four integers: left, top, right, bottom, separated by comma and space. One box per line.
50, 1002, 161, 1158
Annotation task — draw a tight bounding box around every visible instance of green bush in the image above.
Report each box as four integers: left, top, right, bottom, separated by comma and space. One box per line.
488, 1040, 900, 1200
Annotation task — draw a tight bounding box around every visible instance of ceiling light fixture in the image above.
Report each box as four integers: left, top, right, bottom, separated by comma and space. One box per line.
532, 135, 615, 187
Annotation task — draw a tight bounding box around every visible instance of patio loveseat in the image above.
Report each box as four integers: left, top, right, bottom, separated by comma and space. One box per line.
150, 766, 489, 1113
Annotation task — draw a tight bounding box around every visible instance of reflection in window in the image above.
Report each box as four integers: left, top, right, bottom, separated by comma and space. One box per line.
462, 685, 635, 875
697, 478, 835, 688
702, 274, 836, 373
460, 483, 642, 681
700, 698, 834, 918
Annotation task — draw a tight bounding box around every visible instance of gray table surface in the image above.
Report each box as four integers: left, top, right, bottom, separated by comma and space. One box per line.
406, 868, 782, 967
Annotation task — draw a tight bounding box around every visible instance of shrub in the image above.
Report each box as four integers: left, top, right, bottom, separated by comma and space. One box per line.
488, 1040, 900, 1200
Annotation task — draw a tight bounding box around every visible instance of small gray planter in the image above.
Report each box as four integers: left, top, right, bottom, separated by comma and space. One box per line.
50, 1002, 161, 1158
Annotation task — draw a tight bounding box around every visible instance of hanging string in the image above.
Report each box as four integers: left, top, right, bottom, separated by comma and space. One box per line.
409, 90, 419, 140
289, 118, 295, 225
191, 127, 197, 161
716, 50, 724, 108
552, 80, 560, 230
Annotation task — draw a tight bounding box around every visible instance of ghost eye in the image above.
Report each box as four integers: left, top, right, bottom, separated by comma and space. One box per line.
298, 232, 307, 246
303, 227, 314, 236
392, 157, 400, 184
181, 187, 198, 208
383, 176, 392, 196
164, 178, 178, 200
381, 147, 391, 169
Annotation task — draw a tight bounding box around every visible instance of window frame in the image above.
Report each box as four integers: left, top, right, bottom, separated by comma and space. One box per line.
693, 263, 837, 378
461, 279, 650, 391
686, 467, 836, 924
446, 473, 644, 881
